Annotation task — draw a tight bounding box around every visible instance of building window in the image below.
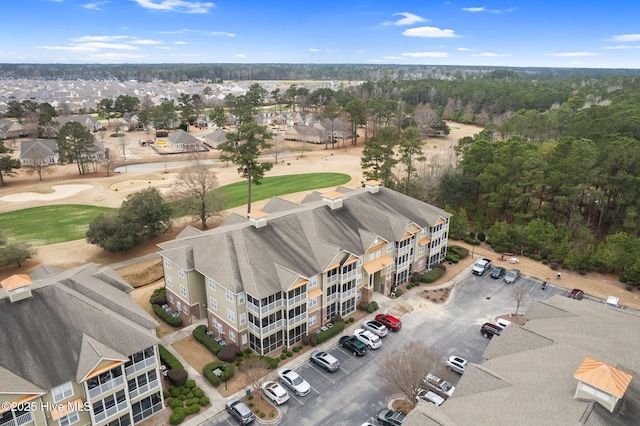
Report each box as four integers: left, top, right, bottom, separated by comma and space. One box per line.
210, 298, 217, 311
421, 228, 426, 237
226, 289, 234, 303
208, 278, 216, 291
387, 242, 394, 252
238, 292, 245, 304
178, 267, 185, 278
419, 244, 425, 253
241, 334, 248, 345
309, 276, 317, 288
341, 298, 355, 316
240, 313, 246, 325
308, 297, 317, 308
227, 309, 236, 323
168, 293, 174, 303
326, 302, 338, 320
180, 285, 186, 297
165, 275, 173, 287
59, 411, 79, 426
309, 315, 317, 327
52, 382, 73, 402
418, 259, 424, 269
163, 258, 171, 269
229, 330, 236, 342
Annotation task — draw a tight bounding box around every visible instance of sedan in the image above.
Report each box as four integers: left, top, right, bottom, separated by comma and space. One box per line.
416, 389, 445, 406
310, 350, 340, 372
362, 319, 388, 337
490, 266, 506, 279
446, 355, 468, 374
567, 288, 585, 300
277, 368, 311, 396
375, 313, 402, 331
353, 328, 382, 349
339, 335, 367, 356
261, 380, 289, 405
377, 408, 406, 426
504, 269, 521, 284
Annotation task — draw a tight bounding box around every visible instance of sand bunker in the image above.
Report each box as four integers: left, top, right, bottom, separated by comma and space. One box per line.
108, 179, 171, 192
0, 184, 94, 202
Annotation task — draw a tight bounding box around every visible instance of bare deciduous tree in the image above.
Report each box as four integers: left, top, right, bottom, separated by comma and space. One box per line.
171, 164, 226, 230
376, 340, 445, 408
119, 136, 127, 160
241, 357, 271, 396
513, 282, 528, 315
24, 152, 54, 181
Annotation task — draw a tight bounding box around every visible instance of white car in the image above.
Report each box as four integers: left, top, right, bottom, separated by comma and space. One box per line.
277, 368, 311, 396
353, 328, 382, 349
416, 389, 445, 406
362, 319, 389, 337
261, 380, 289, 405
496, 318, 512, 329
423, 373, 455, 397
446, 355, 468, 374
509, 257, 520, 264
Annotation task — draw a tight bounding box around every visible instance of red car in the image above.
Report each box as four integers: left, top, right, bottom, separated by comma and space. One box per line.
567, 289, 585, 300
375, 313, 402, 331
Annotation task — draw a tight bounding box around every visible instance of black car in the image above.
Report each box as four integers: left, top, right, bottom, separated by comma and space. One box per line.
378, 408, 406, 426
339, 335, 367, 356
490, 266, 506, 279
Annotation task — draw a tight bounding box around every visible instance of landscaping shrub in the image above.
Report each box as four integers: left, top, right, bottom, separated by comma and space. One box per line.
202, 361, 234, 387
259, 355, 279, 369
153, 304, 183, 327
315, 321, 345, 344
422, 268, 445, 283
192, 325, 223, 355
309, 334, 318, 347
533, 255, 542, 262
167, 398, 183, 410
286, 351, 293, 357
151, 294, 167, 305
330, 314, 344, 323
448, 245, 468, 258
280, 353, 287, 360
169, 408, 187, 425
366, 304, 375, 313
359, 301, 370, 311
185, 404, 200, 415
477, 232, 486, 242
167, 369, 188, 387
218, 344, 238, 363
293, 346, 301, 353
159, 345, 184, 370
193, 388, 204, 398
199, 397, 210, 406
411, 272, 422, 282
433, 263, 447, 271
302, 334, 310, 345
540, 248, 550, 260
185, 380, 195, 389
394, 289, 403, 297
550, 262, 560, 271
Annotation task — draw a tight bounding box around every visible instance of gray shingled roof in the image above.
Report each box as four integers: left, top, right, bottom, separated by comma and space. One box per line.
409, 296, 640, 425
0, 264, 159, 391
159, 187, 449, 298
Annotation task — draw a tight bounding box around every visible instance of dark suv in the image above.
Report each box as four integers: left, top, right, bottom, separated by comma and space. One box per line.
490, 266, 506, 279
481, 322, 503, 338
339, 335, 367, 356
226, 397, 255, 424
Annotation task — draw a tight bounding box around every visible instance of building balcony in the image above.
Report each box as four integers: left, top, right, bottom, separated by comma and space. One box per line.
125, 355, 157, 377
1, 411, 33, 426
247, 299, 283, 316
326, 292, 338, 303
248, 319, 283, 336
287, 313, 307, 328
93, 399, 128, 423
129, 379, 160, 400
340, 288, 356, 299
87, 375, 125, 400
286, 293, 307, 307
341, 270, 357, 281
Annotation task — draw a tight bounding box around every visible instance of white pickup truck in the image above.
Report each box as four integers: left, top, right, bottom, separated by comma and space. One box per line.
472, 258, 492, 276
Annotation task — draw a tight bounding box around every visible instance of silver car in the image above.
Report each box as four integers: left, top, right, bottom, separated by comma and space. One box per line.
310, 350, 340, 372
278, 368, 311, 396
504, 269, 521, 284
362, 319, 389, 337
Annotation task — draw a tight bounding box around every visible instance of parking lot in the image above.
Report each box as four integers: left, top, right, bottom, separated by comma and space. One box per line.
203, 272, 567, 425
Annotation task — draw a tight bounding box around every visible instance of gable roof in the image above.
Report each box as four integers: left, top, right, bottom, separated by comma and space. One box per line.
20, 139, 57, 160
0, 264, 158, 391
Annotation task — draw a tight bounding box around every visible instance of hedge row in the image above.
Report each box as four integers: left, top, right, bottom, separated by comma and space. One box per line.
315, 321, 345, 344
159, 345, 184, 370
422, 268, 445, 283
153, 304, 183, 327
202, 361, 235, 387
192, 325, 224, 355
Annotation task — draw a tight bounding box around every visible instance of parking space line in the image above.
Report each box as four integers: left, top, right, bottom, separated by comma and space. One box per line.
339, 365, 350, 374
310, 366, 336, 384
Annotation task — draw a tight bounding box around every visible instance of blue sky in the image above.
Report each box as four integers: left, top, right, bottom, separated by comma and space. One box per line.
2, 0, 639, 68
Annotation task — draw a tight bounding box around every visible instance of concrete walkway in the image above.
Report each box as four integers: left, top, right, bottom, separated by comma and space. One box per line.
159, 265, 473, 426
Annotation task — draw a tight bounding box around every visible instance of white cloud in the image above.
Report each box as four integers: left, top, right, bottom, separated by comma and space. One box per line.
308, 48, 320, 52
174, 41, 187, 45
236, 54, 246, 58
130, 39, 163, 45
83, 2, 107, 10
383, 12, 427, 26
461, 6, 515, 13
609, 34, 640, 42
457, 47, 476, 51
403, 26, 459, 38
462, 7, 485, 12
472, 52, 511, 57
71, 35, 129, 42
210, 31, 235, 37
88, 52, 146, 61
131, 0, 215, 14
402, 51, 449, 58
605, 45, 640, 49
548, 52, 599, 57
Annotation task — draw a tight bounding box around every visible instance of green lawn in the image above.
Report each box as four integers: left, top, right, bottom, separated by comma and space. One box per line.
1, 172, 351, 246
0, 205, 113, 246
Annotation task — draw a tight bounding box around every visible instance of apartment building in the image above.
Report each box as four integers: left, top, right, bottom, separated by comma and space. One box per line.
158, 182, 451, 355
0, 264, 165, 426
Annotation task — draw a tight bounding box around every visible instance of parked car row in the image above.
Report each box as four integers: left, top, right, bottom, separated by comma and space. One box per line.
489, 266, 521, 284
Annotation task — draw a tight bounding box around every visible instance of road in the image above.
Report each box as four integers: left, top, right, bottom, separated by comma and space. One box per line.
203, 273, 566, 425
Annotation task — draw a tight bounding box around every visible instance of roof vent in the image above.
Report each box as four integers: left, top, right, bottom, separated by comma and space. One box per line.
321, 190, 343, 210
365, 180, 381, 194
1, 274, 33, 302
248, 210, 268, 228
